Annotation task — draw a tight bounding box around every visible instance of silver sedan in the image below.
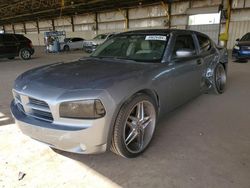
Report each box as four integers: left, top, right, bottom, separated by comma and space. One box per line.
11, 29, 228, 158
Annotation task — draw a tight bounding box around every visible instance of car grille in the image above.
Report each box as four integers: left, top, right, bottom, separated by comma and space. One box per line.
14, 92, 25, 113
28, 97, 53, 122
13, 91, 53, 122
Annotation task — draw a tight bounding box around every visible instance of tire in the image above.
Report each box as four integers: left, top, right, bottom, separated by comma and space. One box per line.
20, 49, 31, 60
63, 45, 70, 51
111, 93, 157, 158
8, 57, 15, 60
213, 63, 227, 94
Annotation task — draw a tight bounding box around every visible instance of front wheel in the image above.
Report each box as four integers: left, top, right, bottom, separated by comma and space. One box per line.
213, 63, 227, 94
111, 94, 157, 158
20, 49, 31, 60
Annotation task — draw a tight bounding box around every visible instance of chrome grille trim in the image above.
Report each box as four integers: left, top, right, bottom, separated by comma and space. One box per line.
17, 103, 25, 113
26, 102, 51, 112
26, 111, 53, 122
27, 97, 53, 122
12, 91, 54, 123
29, 97, 49, 108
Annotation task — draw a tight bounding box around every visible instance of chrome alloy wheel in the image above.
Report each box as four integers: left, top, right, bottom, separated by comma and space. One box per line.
21, 50, 31, 59
123, 100, 156, 153
215, 64, 226, 92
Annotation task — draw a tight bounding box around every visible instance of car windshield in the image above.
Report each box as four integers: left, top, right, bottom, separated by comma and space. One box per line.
94, 34, 108, 40
241, 33, 250, 41
64, 38, 71, 43
91, 34, 168, 62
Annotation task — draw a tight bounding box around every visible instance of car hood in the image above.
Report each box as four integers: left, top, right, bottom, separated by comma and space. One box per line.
238, 41, 250, 46
15, 58, 156, 91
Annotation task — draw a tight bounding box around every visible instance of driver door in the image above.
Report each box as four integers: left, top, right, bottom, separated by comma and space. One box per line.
168, 33, 204, 110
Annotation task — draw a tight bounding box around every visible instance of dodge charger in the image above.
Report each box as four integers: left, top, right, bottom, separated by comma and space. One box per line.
11, 29, 228, 158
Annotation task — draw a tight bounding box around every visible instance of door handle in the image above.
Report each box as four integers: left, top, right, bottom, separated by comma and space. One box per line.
197, 59, 202, 65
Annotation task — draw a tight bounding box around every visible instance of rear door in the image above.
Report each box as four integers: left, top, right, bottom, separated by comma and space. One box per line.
195, 33, 218, 91
0, 35, 5, 57
71, 38, 84, 49
2, 34, 18, 56
168, 33, 204, 109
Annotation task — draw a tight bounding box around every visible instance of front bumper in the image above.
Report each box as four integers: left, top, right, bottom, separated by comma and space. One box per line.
11, 100, 107, 154
83, 45, 98, 53
232, 49, 250, 59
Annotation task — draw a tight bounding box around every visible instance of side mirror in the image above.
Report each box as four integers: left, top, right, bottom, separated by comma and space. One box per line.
236, 38, 240, 42
176, 49, 194, 58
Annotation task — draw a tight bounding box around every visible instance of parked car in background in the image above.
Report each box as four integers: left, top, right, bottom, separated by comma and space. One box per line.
83, 33, 116, 53
11, 29, 228, 158
0, 33, 34, 60
232, 32, 250, 61
61, 37, 85, 51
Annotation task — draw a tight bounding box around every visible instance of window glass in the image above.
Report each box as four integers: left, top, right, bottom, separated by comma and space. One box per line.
64, 38, 71, 43
71, 38, 78, 42
94, 34, 107, 40
196, 34, 211, 53
14, 34, 27, 41
91, 34, 168, 62
72, 38, 83, 42
241, 33, 250, 41
107, 34, 114, 39
173, 34, 195, 57
3, 34, 16, 42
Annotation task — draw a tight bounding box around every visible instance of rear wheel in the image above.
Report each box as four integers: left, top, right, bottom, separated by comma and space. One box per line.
20, 49, 31, 60
213, 63, 227, 94
63, 45, 70, 51
111, 94, 157, 158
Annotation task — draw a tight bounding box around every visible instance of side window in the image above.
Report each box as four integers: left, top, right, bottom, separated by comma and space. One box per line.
73, 38, 83, 42
3, 35, 16, 42
71, 38, 78, 42
196, 34, 211, 53
173, 34, 196, 57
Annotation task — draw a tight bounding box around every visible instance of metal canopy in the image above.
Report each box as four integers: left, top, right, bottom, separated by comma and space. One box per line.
0, 0, 160, 25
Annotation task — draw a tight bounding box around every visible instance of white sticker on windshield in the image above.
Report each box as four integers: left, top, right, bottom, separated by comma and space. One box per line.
145, 35, 167, 41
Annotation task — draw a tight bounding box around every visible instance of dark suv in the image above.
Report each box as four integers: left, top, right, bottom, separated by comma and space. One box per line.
0, 33, 34, 60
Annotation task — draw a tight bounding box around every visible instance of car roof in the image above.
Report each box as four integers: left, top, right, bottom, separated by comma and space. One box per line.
116, 29, 210, 38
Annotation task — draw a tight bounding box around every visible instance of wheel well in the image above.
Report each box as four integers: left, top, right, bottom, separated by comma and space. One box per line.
135, 89, 160, 110
220, 62, 227, 71
107, 89, 160, 149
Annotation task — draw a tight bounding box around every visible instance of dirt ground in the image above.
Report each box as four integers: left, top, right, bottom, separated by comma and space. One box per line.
0, 47, 250, 188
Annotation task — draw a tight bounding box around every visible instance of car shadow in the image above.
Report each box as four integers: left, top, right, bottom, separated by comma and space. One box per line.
0, 111, 14, 126
232, 59, 249, 63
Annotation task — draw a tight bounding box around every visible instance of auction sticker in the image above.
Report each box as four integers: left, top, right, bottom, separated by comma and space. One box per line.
145, 35, 167, 41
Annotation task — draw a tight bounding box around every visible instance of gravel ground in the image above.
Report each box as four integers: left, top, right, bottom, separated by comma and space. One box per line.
0, 48, 250, 188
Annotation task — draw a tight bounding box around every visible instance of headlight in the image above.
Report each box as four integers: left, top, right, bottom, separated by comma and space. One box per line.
59, 100, 106, 119
234, 45, 240, 50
